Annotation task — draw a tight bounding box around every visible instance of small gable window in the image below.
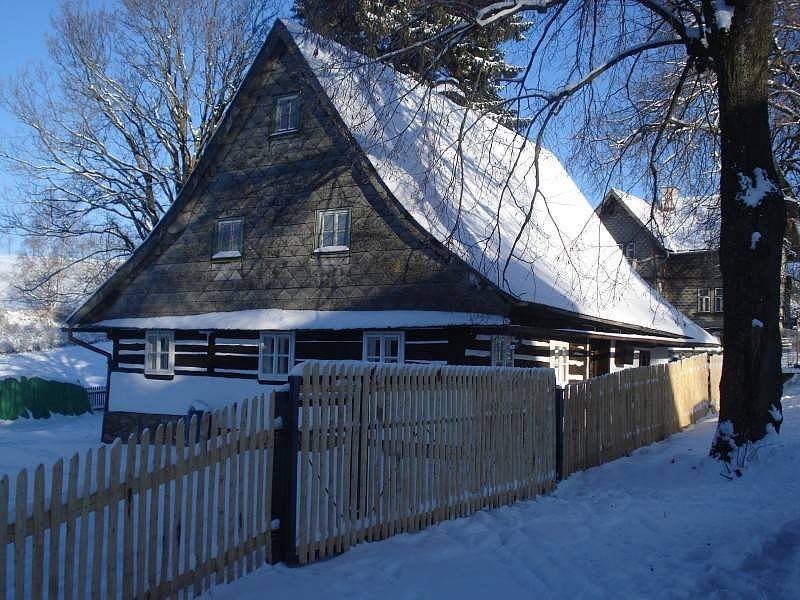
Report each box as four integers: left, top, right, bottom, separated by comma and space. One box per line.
364, 332, 404, 364
213, 218, 243, 260
259, 332, 294, 380
274, 94, 300, 133
145, 330, 174, 376
315, 209, 350, 253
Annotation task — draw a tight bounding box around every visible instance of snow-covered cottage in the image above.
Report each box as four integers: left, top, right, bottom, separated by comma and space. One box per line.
66, 21, 717, 441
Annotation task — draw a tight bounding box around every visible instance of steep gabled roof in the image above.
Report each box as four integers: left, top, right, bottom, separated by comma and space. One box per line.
67, 20, 714, 345
609, 189, 720, 253
284, 22, 714, 343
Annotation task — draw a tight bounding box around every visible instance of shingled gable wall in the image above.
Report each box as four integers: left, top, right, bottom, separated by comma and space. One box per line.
77, 28, 512, 324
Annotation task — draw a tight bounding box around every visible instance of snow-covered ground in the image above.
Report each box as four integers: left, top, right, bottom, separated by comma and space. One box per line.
0, 412, 103, 479
0, 341, 109, 386
208, 381, 800, 600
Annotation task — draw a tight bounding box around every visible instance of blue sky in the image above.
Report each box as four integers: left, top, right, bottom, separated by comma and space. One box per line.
0, 1, 65, 253
0, 2, 616, 255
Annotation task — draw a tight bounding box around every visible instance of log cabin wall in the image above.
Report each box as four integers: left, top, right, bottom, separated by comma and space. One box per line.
110, 327, 484, 381
110, 327, 591, 382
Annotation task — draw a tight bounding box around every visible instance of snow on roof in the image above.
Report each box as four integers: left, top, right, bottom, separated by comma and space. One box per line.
611, 189, 719, 253
88, 310, 508, 331
285, 22, 714, 344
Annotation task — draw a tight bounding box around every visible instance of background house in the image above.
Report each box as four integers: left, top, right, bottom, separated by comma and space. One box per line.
598, 188, 799, 340
596, 189, 724, 336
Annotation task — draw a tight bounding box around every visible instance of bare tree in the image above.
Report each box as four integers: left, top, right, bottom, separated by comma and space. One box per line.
379, 0, 792, 459
0, 0, 276, 269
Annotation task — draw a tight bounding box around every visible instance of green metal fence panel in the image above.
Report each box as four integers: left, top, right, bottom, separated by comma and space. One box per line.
0, 377, 90, 420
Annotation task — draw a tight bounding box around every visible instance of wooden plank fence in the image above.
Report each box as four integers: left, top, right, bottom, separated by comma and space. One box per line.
561, 353, 715, 477
1, 353, 722, 596
0, 394, 277, 600
291, 362, 557, 565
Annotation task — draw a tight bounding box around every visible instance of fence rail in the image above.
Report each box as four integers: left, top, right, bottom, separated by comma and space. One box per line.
292, 362, 557, 565
0, 395, 276, 600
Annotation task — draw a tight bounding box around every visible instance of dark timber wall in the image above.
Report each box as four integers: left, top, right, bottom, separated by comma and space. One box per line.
108, 327, 592, 384
79, 34, 511, 325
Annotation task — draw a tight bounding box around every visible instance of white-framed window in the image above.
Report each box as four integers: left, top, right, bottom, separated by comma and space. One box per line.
259, 332, 295, 380
491, 335, 515, 367
315, 208, 351, 252
145, 330, 174, 376
714, 288, 723, 313
624, 241, 636, 259
274, 94, 300, 133
697, 288, 712, 313
363, 331, 404, 364
549, 340, 570, 387
213, 218, 244, 259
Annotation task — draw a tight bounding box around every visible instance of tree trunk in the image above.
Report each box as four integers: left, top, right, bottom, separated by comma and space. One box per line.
712, 0, 786, 460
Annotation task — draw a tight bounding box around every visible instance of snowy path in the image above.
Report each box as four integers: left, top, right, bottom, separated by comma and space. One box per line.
209, 383, 800, 600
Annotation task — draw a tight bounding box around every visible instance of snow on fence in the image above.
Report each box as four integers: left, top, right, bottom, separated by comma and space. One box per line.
290, 362, 557, 565
0, 394, 277, 600
561, 353, 714, 477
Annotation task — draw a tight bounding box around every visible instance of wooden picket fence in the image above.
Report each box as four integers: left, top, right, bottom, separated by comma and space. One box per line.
0, 354, 723, 596
291, 362, 557, 565
0, 395, 277, 600
561, 353, 715, 477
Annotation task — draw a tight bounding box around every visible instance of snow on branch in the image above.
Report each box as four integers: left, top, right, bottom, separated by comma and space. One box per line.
475, 1, 565, 27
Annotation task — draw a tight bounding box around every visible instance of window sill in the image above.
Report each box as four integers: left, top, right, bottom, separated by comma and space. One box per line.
144, 372, 174, 380
313, 245, 349, 254
270, 128, 298, 138
258, 375, 289, 384
212, 250, 242, 261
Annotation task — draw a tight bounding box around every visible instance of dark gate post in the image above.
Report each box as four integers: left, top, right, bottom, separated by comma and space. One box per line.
555, 386, 565, 481
272, 376, 301, 565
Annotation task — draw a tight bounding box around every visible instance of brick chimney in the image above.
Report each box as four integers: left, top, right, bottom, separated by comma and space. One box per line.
659, 187, 678, 212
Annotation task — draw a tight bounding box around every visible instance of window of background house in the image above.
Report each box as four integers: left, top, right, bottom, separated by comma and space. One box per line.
491, 335, 515, 367
549, 340, 570, 387
714, 288, 723, 313
315, 208, 351, 252
145, 330, 174, 376
259, 332, 294, 379
213, 218, 243, 259
363, 332, 404, 364
638, 350, 651, 367
274, 94, 299, 133
624, 241, 636, 259
697, 288, 712, 312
